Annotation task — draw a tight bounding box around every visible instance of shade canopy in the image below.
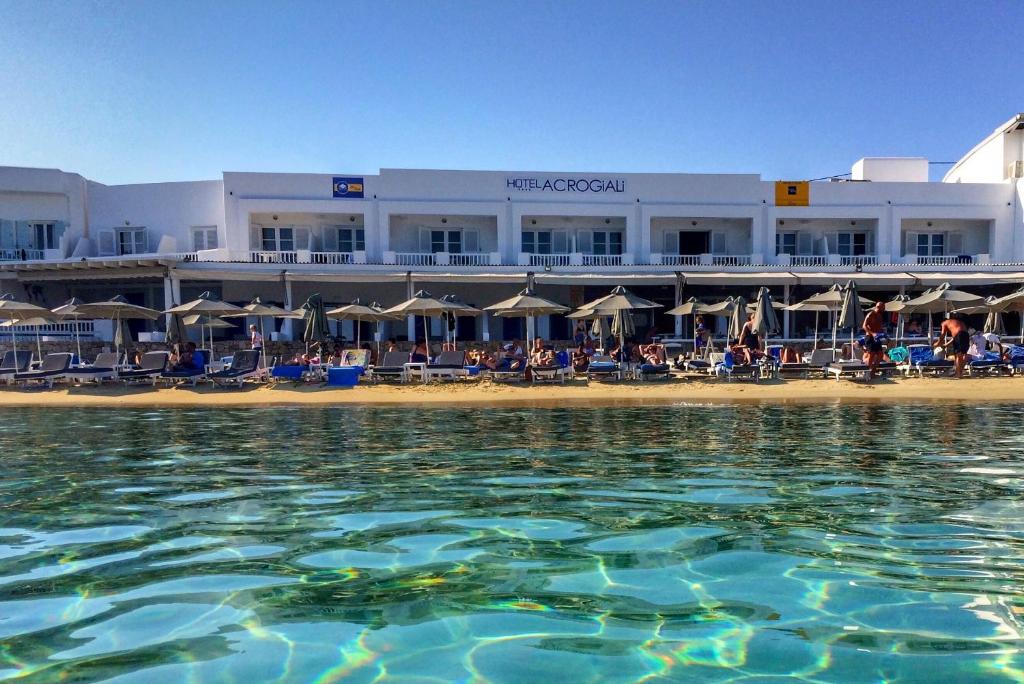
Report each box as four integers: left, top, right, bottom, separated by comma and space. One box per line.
984, 308, 1007, 336
664, 297, 705, 317
750, 287, 780, 338
610, 309, 635, 341
166, 312, 189, 345
801, 284, 874, 311
0, 293, 52, 321
326, 298, 400, 321
566, 308, 597, 320
484, 289, 569, 317
381, 290, 464, 317
728, 296, 748, 340
75, 295, 161, 320
301, 293, 331, 348
901, 282, 983, 314
0, 316, 51, 327
225, 297, 301, 319
700, 297, 743, 317
837, 281, 865, 331
50, 297, 86, 318
183, 314, 234, 329
164, 291, 242, 317
577, 285, 662, 313
439, 294, 483, 315
984, 287, 1024, 313
885, 294, 912, 313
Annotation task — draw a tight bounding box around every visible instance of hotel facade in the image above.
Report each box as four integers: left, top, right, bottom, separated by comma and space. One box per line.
2, 114, 1024, 343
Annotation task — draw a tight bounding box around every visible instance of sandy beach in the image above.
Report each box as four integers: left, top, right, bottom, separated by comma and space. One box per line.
1, 375, 1023, 408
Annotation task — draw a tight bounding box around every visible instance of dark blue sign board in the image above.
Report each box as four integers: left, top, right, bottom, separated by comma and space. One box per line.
332, 177, 364, 198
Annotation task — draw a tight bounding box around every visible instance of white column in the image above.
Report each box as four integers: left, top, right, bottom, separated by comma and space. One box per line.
282, 276, 294, 340
406, 275, 416, 341
783, 284, 791, 339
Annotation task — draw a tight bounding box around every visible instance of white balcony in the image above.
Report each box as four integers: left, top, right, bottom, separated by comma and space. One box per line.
840, 255, 878, 266
0, 248, 45, 261
250, 250, 299, 264
654, 254, 754, 267
384, 251, 499, 266
527, 253, 572, 267
582, 254, 624, 267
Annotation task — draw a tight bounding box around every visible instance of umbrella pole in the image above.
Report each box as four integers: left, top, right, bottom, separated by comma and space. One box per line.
36, 327, 41, 363
260, 318, 267, 369
10, 319, 17, 360
74, 316, 82, 363
814, 312, 819, 348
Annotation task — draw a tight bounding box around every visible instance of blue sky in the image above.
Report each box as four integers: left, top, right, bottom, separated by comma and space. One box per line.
1, 1, 1021, 185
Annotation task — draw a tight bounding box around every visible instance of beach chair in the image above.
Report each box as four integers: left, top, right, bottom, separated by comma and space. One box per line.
1006, 345, 1024, 375
966, 353, 1009, 377
532, 351, 570, 384
425, 350, 467, 382
714, 351, 759, 382
66, 352, 122, 384
0, 351, 33, 382
119, 351, 169, 385
160, 350, 208, 387
209, 350, 262, 387
907, 344, 953, 377
13, 352, 73, 389
270, 364, 309, 383
824, 361, 872, 382
586, 355, 622, 382
369, 351, 410, 383
637, 359, 672, 381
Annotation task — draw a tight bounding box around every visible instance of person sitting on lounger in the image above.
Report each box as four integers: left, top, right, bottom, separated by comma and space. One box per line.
386, 338, 399, 353
171, 342, 198, 371
410, 338, 429, 363
499, 342, 525, 371
967, 329, 988, 360
572, 343, 590, 373
582, 335, 596, 357
780, 346, 801, 364
639, 341, 667, 365
469, 349, 498, 370
939, 313, 970, 378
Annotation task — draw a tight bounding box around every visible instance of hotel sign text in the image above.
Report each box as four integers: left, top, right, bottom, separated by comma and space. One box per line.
506, 177, 625, 193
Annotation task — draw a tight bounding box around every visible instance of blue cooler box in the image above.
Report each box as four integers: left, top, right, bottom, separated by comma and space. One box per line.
327, 366, 360, 387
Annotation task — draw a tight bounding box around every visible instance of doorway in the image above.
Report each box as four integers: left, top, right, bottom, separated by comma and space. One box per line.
679, 231, 710, 255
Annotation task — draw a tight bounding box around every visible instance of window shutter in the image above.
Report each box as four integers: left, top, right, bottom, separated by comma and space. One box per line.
134, 228, 148, 254
463, 229, 479, 252
711, 232, 727, 255
0, 220, 14, 249
206, 227, 218, 249
418, 227, 431, 252
250, 224, 262, 251
825, 232, 839, 255
293, 226, 311, 250
904, 231, 918, 257
15, 221, 30, 248
552, 230, 568, 253
797, 232, 813, 255
98, 229, 116, 256
947, 232, 964, 255
191, 227, 204, 251
663, 230, 679, 255
865, 231, 874, 254
323, 226, 339, 251
577, 230, 592, 254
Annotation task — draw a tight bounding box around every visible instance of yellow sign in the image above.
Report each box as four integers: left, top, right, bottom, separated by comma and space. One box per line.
775, 181, 809, 206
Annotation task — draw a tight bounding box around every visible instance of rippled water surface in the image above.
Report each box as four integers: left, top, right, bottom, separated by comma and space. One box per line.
2, 404, 1024, 682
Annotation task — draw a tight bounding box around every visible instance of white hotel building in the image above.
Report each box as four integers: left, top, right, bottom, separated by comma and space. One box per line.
2, 114, 1024, 343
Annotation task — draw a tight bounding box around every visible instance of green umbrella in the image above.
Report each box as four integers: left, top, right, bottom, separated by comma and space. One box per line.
728, 296, 748, 342
301, 293, 331, 359
751, 287, 780, 339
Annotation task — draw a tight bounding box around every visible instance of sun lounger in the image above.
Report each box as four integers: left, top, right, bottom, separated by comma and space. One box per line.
369, 351, 411, 382
586, 355, 622, 382
1006, 346, 1024, 375
209, 350, 262, 387
119, 352, 169, 384
531, 352, 569, 384
824, 361, 898, 381
270, 364, 310, 383
160, 350, 208, 387
966, 356, 1008, 377
777, 362, 813, 378
13, 353, 73, 388
714, 352, 759, 382
680, 358, 714, 376
426, 350, 468, 382
0, 350, 33, 382
637, 361, 672, 381
66, 352, 122, 383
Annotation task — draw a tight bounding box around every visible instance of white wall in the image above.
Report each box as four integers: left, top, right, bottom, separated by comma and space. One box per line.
852, 158, 928, 182
900, 219, 991, 257
89, 180, 224, 255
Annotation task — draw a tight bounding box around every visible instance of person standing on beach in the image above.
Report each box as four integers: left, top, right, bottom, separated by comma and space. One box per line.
249, 324, 263, 351
938, 313, 970, 378
861, 301, 886, 376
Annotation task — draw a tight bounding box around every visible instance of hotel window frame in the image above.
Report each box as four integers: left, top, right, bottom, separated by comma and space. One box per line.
258, 225, 313, 253
191, 225, 218, 251
832, 231, 869, 257
775, 231, 798, 256
582, 229, 623, 256
418, 227, 480, 254
916, 232, 945, 257
337, 227, 365, 253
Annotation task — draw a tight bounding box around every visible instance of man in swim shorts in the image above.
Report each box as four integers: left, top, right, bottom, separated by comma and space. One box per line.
861, 301, 887, 375
938, 313, 970, 378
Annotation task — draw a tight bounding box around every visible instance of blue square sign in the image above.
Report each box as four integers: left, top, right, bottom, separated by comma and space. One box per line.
332, 177, 364, 198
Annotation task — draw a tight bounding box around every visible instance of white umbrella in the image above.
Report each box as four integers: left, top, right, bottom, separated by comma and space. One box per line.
326, 298, 400, 349
0, 316, 51, 362
0, 294, 51, 360
484, 288, 568, 355
901, 282, 983, 342
64, 295, 160, 358
164, 291, 243, 358
51, 297, 87, 362
223, 297, 302, 368
381, 290, 463, 356
575, 286, 661, 361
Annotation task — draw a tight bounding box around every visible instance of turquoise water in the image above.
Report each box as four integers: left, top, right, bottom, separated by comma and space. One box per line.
1, 404, 1023, 682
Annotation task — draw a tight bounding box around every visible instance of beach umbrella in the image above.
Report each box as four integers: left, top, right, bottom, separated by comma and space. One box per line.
610, 309, 636, 352
74, 295, 160, 358
51, 297, 88, 362
484, 288, 568, 353
750, 287, 780, 339
0, 294, 51, 360
784, 300, 833, 345
984, 306, 1007, 338
902, 282, 983, 341
803, 283, 875, 309
164, 291, 243, 356
438, 294, 483, 348
381, 290, 464, 355
728, 296, 748, 342
300, 293, 331, 359
0, 316, 50, 362
165, 311, 189, 347
574, 286, 661, 359
223, 297, 302, 368
836, 281, 865, 358
665, 297, 708, 355
987, 286, 1024, 343
883, 294, 913, 344
327, 298, 401, 349
183, 314, 234, 329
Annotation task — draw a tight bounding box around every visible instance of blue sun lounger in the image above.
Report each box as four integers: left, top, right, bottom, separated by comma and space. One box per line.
209, 350, 262, 387
119, 352, 169, 384
13, 353, 73, 388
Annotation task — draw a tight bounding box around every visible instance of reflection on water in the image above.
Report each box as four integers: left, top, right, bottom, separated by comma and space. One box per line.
1, 404, 1023, 682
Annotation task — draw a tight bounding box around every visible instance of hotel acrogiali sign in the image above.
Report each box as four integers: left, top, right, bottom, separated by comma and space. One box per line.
506, 177, 626, 193
332, 177, 364, 198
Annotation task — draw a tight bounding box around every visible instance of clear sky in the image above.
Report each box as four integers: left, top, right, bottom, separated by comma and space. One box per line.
1, 1, 1021, 185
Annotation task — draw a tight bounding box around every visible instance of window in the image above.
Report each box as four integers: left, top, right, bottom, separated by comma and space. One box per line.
191, 226, 218, 251
430, 230, 463, 254
338, 228, 365, 253
591, 230, 623, 255
776, 231, 797, 256
522, 230, 553, 254
117, 228, 147, 255
30, 222, 62, 250
261, 227, 294, 252
836, 232, 867, 256
917, 233, 944, 257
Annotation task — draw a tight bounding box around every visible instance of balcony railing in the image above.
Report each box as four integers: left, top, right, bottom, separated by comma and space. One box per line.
250, 250, 298, 264
5, 320, 96, 337
0, 248, 45, 261
840, 255, 877, 266
582, 254, 623, 267
711, 255, 752, 266
448, 253, 490, 266
528, 253, 572, 267
659, 255, 703, 267
394, 252, 437, 266
914, 255, 974, 265
788, 255, 828, 267
311, 251, 354, 265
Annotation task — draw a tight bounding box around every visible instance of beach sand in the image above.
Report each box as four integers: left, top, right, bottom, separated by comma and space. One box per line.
1, 376, 1023, 408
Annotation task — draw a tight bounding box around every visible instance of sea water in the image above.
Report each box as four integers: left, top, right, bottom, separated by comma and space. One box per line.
0, 404, 1022, 682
